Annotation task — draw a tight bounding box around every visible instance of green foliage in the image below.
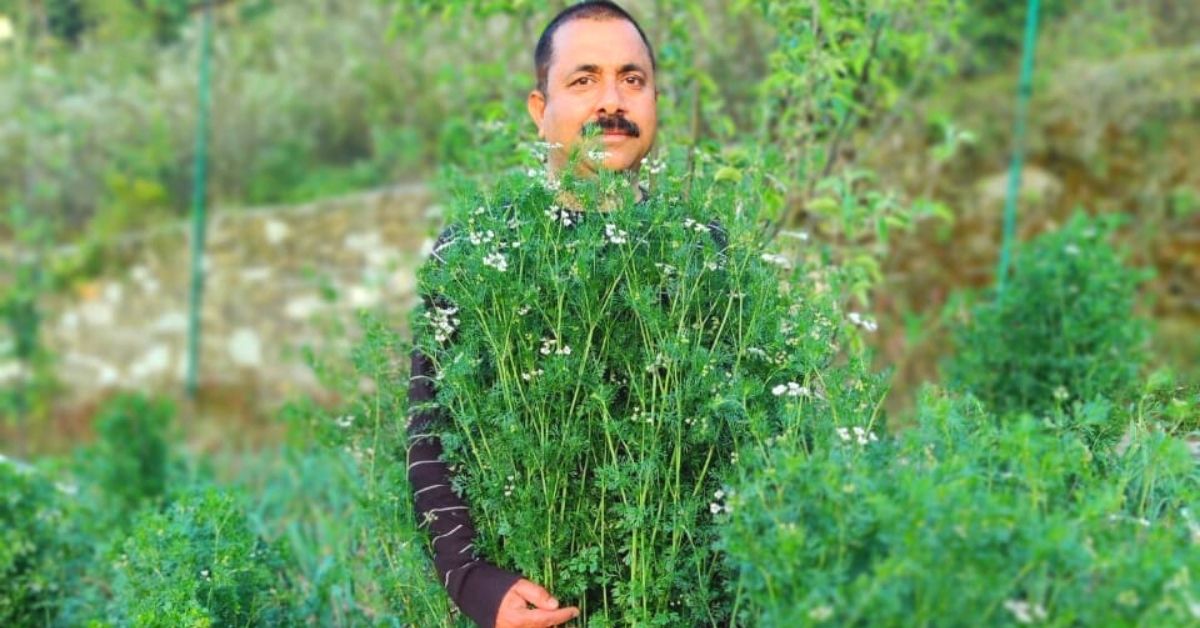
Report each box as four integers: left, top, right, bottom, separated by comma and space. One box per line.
85, 393, 179, 521
0, 205, 59, 428
411, 160, 875, 623
108, 486, 295, 627
45, 0, 87, 45
300, 309, 465, 626
947, 212, 1150, 419
0, 462, 72, 625
956, 0, 1071, 74
722, 387, 1200, 626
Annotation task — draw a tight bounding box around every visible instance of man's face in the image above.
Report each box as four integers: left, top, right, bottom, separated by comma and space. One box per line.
527, 18, 658, 176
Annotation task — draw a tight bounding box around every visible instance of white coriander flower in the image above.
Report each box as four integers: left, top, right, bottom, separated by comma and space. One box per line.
782, 230, 811, 242
1064, 243, 1081, 256
847, 312, 878, 333
605, 223, 629, 245
1003, 599, 1047, 624
483, 252, 508, 272
335, 415, 355, 429
773, 381, 810, 397
761, 252, 792, 269
808, 606, 834, 622
709, 502, 722, 515
427, 305, 460, 344
714, 489, 725, 500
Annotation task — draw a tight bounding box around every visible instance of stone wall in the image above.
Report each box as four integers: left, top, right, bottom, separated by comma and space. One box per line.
3, 183, 439, 412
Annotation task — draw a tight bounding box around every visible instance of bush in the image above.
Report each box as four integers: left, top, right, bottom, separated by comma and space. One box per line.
721, 387, 1200, 626
84, 393, 179, 521
107, 486, 294, 626
411, 162, 876, 624
947, 212, 1150, 420
0, 462, 72, 625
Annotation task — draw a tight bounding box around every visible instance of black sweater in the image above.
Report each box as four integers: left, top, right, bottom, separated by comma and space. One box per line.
407, 204, 727, 627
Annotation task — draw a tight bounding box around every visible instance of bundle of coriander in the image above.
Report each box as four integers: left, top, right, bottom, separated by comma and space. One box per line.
412, 166, 862, 625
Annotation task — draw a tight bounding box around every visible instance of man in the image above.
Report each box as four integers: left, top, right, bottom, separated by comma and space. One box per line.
407, 3, 660, 627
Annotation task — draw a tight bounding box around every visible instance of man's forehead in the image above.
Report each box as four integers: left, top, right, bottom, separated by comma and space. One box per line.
548, 18, 653, 76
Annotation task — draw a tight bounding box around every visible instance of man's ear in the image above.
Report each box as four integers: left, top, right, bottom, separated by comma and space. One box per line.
527, 89, 547, 139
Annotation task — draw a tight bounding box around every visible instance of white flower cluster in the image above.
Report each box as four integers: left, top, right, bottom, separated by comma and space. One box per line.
539, 336, 572, 356
835, 425, 878, 446
772, 381, 811, 397
682, 218, 711, 233
520, 368, 545, 382
781, 229, 811, 242
427, 305, 460, 343
483, 251, 509, 272
808, 606, 834, 622
847, 311, 878, 333
334, 414, 355, 429
708, 489, 733, 515
761, 252, 793, 269
469, 229, 496, 245
1053, 385, 1070, 402
504, 475, 516, 498
645, 351, 669, 373
629, 407, 655, 424
516, 304, 531, 316
1003, 599, 1048, 625
654, 262, 677, 276
605, 223, 629, 245
544, 205, 576, 227
587, 148, 608, 161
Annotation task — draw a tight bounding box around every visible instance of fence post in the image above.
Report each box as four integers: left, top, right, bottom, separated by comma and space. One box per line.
186, 0, 214, 399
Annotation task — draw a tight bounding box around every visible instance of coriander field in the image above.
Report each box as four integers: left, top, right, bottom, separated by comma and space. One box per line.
2, 1, 1198, 626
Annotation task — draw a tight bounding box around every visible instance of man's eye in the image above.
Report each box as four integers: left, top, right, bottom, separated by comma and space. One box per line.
573, 77, 593, 86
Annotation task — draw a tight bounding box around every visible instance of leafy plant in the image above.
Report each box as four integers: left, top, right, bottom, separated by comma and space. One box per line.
107, 486, 295, 627
947, 212, 1150, 420
722, 387, 1200, 626
0, 462, 72, 626
411, 160, 875, 624
0, 205, 59, 433
81, 393, 180, 524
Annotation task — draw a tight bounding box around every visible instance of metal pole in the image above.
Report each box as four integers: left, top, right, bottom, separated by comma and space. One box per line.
995, 0, 1041, 293
186, 0, 214, 398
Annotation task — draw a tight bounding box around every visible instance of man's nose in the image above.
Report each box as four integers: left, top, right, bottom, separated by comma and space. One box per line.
596, 78, 624, 115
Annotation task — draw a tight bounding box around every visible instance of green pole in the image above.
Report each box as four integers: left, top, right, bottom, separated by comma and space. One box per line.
186, 0, 214, 398
995, 0, 1041, 293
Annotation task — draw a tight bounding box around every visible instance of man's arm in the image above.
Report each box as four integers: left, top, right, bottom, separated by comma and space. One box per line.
407, 228, 521, 627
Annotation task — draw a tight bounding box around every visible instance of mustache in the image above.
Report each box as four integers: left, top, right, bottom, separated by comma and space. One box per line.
582, 115, 640, 138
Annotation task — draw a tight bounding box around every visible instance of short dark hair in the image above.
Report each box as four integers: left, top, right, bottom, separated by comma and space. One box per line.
534, 1, 657, 96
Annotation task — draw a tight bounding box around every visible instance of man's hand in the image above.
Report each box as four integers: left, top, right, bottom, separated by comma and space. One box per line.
495, 578, 579, 628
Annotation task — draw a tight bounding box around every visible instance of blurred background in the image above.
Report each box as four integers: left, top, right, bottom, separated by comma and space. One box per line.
3, 0, 1197, 455
0, 0, 1197, 622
